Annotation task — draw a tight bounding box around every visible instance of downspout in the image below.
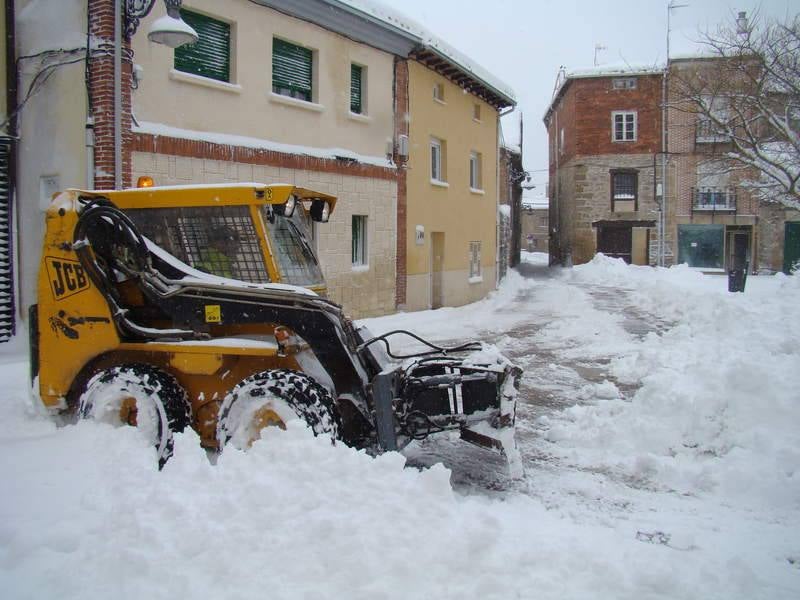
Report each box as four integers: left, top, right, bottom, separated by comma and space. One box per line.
498, 104, 515, 286
6, 0, 19, 332
554, 109, 560, 266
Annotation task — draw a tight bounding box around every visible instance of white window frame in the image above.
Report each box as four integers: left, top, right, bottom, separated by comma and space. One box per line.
351, 215, 368, 268
469, 151, 482, 191
433, 82, 445, 103
612, 111, 637, 142
612, 77, 637, 90
431, 137, 444, 183
469, 241, 482, 281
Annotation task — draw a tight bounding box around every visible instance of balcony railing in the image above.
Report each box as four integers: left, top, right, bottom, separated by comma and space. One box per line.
695, 119, 730, 143
692, 187, 737, 212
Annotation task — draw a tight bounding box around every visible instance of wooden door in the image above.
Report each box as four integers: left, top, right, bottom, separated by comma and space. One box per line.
430, 232, 444, 309
597, 225, 632, 263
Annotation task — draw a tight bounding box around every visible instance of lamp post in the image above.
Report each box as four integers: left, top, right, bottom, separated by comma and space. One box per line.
113, 0, 197, 188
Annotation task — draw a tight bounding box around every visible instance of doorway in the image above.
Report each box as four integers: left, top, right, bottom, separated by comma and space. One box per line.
430, 232, 444, 309
597, 224, 632, 263
726, 227, 751, 270
784, 222, 800, 274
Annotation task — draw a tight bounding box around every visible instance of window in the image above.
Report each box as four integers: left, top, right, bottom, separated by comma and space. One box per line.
696, 96, 730, 142
611, 170, 638, 211
174, 10, 231, 83
263, 207, 325, 286
469, 241, 482, 279
612, 77, 637, 90
352, 215, 368, 267
350, 64, 364, 114
469, 151, 482, 190
272, 38, 313, 102
431, 137, 446, 182
678, 225, 724, 269
559, 127, 565, 154
612, 111, 637, 142
433, 82, 445, 102
473, 104, 481, 121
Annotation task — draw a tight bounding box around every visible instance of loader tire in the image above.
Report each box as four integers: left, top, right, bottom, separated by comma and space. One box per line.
78, 364, 190, 469
217, 369, 339, 450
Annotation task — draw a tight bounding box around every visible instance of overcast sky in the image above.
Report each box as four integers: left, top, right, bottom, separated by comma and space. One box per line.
396, 0, 796, 191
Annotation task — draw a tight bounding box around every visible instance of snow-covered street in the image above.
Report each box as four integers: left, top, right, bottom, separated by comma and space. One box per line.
3, 254, 799, 599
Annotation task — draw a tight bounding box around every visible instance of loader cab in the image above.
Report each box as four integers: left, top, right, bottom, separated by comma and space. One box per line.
106, 183, 332, 295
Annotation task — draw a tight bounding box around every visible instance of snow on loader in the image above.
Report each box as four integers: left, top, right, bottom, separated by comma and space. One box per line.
30, 183, 521, 472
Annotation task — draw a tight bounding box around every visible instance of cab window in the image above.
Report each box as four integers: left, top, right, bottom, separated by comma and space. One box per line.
126, 206, 271, 283
262, 207, 325, 287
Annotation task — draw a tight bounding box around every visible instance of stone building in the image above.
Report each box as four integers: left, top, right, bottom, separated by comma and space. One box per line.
544, 66, 664, 266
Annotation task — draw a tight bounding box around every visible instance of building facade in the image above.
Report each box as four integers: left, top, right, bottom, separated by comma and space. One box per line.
545, 61, 800, 274
544, 68, 664, 267
403, 55, 514, 311
668, 57, 799, 274
8, 0, 515, 337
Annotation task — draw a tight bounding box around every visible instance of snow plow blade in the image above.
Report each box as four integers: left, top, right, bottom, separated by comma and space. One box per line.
357, 329, 522, 475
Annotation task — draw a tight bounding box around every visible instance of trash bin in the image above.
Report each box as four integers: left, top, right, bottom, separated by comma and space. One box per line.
727, 261, 749, 293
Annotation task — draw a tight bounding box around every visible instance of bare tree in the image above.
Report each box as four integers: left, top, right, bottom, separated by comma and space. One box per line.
671, 13, 800, 210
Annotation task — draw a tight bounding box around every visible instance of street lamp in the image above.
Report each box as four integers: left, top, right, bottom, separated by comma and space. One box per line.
126, 0, 198, 46
113, 0, 197, 189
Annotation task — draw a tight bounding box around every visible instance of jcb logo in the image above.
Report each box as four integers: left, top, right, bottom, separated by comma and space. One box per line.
45, 257, 89, 300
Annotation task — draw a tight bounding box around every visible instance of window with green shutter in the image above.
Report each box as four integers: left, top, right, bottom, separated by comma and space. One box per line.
272, 38, 313, 102
350, 64, 363, 114
174, 10, 231, 83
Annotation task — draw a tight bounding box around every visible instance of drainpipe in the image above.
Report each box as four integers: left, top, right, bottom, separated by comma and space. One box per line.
498, 104, 515, 286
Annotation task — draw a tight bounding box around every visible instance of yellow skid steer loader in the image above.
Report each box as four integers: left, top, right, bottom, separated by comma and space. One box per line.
30, 183, 520, 470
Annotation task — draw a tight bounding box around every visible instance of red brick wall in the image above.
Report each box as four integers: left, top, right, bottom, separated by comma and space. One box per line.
573, 75, 662, 157
547, 74, 663, 165
132, 133, 397, 181
88, 0, 133, 189
393, 57, 409, 307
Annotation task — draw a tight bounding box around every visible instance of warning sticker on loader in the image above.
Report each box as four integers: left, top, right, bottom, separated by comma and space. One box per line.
205, 305, 222, 323
45, 257, 90, 300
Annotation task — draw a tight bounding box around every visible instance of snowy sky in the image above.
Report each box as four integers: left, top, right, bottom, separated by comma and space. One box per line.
395, 0, 797, 191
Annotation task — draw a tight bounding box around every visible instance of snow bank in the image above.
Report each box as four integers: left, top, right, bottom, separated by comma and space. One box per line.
1, 355, 791, 599
540, 255, 800, 507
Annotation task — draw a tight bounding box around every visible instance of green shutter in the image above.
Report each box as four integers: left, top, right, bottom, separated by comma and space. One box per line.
350, 64, 363, 114
272, 38, 313, 102
174, 10, 230, 83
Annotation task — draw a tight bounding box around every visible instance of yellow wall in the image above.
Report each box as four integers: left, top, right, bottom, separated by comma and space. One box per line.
132, 0, 395, 159
405, 60, 498, 308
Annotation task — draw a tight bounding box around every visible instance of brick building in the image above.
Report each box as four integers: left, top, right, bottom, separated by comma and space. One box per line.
544, 60, 800, 273
544, 67, 664, 267
668, 56, 799, 274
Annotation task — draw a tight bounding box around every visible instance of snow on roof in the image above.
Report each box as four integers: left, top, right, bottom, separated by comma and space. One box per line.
133, 121, 394, 169
337, 0, 516, 104
565, 62, 665, 79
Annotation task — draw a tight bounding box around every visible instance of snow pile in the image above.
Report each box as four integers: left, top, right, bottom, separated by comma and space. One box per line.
538, 255, 800, 507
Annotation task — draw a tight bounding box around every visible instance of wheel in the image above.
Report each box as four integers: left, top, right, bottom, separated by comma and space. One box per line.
78, 364, 190, 469
217, 369, 339, 450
